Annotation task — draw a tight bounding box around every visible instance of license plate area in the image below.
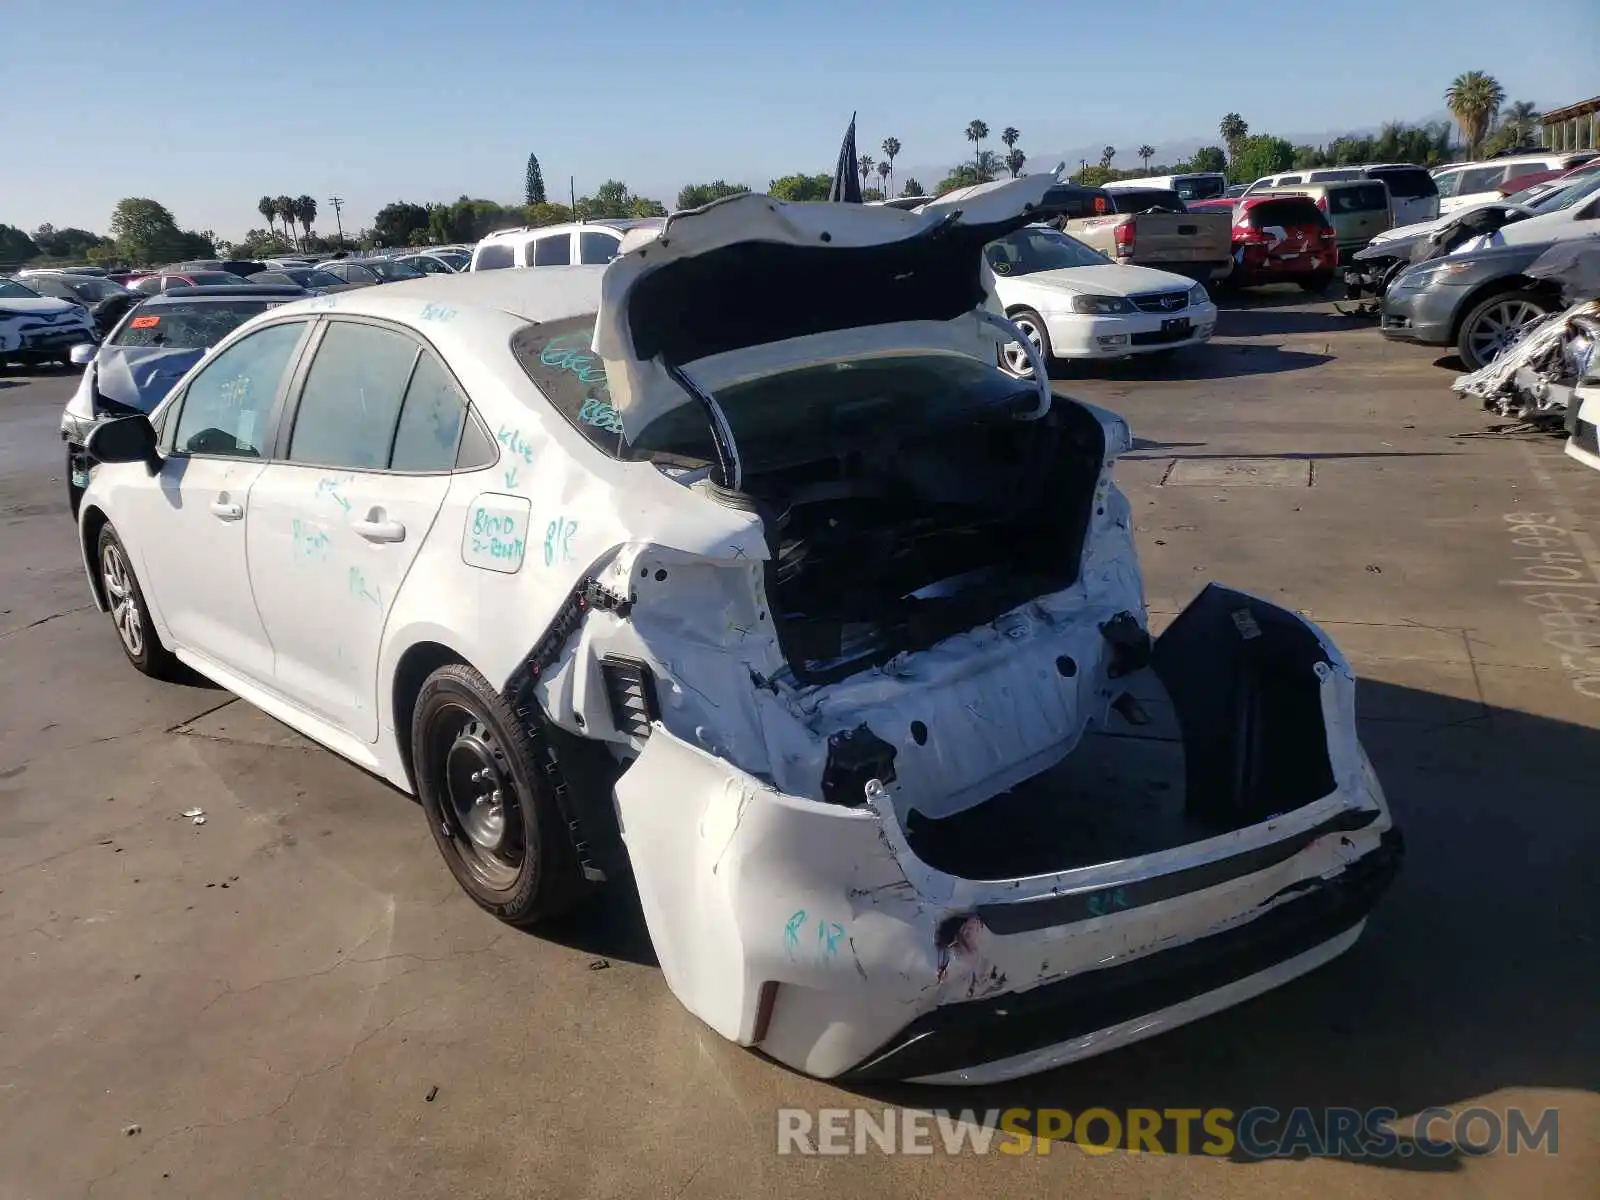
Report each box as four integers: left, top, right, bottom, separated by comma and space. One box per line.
1161, 317, 1191, 336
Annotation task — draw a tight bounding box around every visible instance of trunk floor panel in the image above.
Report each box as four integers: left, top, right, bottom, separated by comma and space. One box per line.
901, 669, 1229, 878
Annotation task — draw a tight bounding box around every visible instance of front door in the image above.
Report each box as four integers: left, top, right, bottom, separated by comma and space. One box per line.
245, 319, 466, 740
132, 319, 312, 683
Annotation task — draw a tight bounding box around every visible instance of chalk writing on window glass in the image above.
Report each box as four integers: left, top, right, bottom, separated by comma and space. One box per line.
540, 336, 609, 394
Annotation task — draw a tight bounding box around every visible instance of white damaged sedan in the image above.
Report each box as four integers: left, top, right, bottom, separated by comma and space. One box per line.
985, 224, 1218, 377
73, 176, 1399, 1083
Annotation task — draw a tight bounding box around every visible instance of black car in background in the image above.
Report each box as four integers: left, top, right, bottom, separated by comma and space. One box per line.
251, 266, 373, 293
316, 257, 427, 286
18, 271, 142, 336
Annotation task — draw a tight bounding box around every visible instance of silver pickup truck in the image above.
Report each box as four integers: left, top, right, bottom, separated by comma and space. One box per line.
1046, 186, 1234, 283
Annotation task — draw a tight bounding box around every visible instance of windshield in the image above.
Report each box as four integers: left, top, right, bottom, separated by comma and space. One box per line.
434, 251, 468, 269
1111, 189, 1185, 213
366, 259, 425, 281
110, 300, 281, 348
0, 280, 42, 299
186, 272, 243, 286
49, 275, 127, 301
1530, 175, 1600, 212
985, 228, 1110, 276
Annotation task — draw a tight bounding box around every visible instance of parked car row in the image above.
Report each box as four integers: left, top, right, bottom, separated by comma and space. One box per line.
62, 176, 1401, 1084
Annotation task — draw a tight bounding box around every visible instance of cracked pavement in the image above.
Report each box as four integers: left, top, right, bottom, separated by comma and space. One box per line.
1, 298, 1598, 1198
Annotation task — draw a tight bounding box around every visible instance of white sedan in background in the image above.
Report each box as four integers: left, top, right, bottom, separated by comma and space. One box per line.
986, 226, 1217, 377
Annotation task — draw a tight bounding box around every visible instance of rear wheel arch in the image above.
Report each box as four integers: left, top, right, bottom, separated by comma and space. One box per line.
391, 639, 473, 794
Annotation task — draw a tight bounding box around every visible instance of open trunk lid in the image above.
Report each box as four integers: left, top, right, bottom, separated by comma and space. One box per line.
591, 176, 1055, 440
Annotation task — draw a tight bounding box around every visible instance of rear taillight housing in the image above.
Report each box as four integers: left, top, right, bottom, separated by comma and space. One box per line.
1315, 195, 1329, 214
1113, 219, 1135, 256
1318, 224, 1337, 241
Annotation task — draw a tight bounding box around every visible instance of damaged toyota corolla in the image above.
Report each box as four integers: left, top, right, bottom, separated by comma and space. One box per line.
73, 176, 1401, 1084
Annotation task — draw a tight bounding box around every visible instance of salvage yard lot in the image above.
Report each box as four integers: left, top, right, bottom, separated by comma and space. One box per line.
2, 293, 1597, 1198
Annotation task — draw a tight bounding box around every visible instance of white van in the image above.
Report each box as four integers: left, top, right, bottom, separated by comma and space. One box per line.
1105, 173, 1228, 202
1245, 164, 1440, 226
1433, 152, 1600, 216
469, 218, 667, 271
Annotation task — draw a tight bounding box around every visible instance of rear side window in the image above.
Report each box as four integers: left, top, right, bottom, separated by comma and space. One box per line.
1308, 169, 1360, 182
532, 235, 571, 266
1248, 199, 1325, 228
389, 351, 468, 472
1459, 165, 1509, 193
288, 321, 421, 470
1175, 176, 1225, 200
475, 244, 514, 271
578, 231, 619, 264
1110, 189, 1184, 212
510, 315, 623, 456
1275, 175, 1303, 185
1333, 183, 1390, 213
1368, 167, 1436, 198
1434, 170, 1463, 197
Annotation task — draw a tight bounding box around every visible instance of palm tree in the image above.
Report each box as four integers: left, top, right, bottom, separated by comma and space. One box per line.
1100, 146, 1116, 169
880, 136, 901, 198
876, 160, 891, 194
1502, 100, 1540, 145
974, 149, 1000, 182
257, 195, 277, 239
965, 119, 990, 170
857, 153, 875, 194
1445, 71, 1506, 158
1220, 112, 1249, 166
274, 195, 296, 248
294, 195, 317, 246
1137, 144, 1155, 169
1000, 126, 1020, 154
1004, 147, 1027, 178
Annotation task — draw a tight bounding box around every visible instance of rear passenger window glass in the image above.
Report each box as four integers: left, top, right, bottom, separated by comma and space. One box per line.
173, 321, 306, 458
1460, 165, 1509, 192
1370, 168, 1436, 198
288, 322, 421, 470
1275, 175, 1302, 185
475, 244, 514, 271
1336, 184, 1390, 212
533, 235, 571, 266
509, 315, 624, 456
1249, 199, 1325, 227
455, 409, 498, 469
578, 231, 619, 264
1434, 171, 1462, 197
1309, 169, 1359, 182
390, 351, 467, 472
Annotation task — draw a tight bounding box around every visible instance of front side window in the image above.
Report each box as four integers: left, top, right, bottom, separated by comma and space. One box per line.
984, 229, 1111, 276
172, 321, 307, 458
1459, 165, 1509, 193
287, 321, 421, 470
578, 231, 620, 264
532, 234, 571, 266
475, 244, 514, 270
132, 276, 163, 294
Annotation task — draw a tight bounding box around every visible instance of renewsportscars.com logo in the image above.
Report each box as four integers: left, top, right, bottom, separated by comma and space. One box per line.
776, 1106, 1561, 1159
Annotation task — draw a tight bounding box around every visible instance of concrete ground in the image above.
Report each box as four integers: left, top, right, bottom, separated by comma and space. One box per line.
2, 295, 1597, 1198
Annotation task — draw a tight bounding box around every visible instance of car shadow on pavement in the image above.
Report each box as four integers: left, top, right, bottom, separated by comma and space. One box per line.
1053, 343, 1332, 383
819, 677, 1599, 1171
1216, 308, 1363, 338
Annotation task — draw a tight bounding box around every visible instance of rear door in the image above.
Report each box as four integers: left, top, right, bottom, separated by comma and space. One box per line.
1326, 182, 1393, 254
1367, 166, 1439, 225
244, 318, 462, 740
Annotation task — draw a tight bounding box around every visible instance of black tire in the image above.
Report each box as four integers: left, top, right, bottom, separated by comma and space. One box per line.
1299, 271, 1334, 294
1455, 288, 1556, 371
96, 523, 180, 679
998, 308, 1053, 379
411, 663, 589, 926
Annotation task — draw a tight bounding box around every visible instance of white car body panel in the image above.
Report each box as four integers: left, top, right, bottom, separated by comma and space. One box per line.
0, 294, 96, 359
74, 183, 1398, 1081
995, 263, 1218, 359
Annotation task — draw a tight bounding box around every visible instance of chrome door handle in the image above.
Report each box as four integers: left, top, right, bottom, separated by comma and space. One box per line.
209, 499, 243, 520
351, 517, 406, 543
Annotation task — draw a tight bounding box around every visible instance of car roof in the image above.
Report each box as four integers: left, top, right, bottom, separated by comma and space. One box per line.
271, 265, 608, 326
155, 284, 310, 300
477, 219, 666, 246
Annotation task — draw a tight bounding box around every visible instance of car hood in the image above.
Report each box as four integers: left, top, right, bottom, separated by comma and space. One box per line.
592, 175, 1054, 437
1003, 262, 1194, 298
0, 296, 83, 316
93, 345, 206, 413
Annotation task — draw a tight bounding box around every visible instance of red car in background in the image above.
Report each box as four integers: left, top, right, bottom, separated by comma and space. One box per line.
1189, 195, 1340, 291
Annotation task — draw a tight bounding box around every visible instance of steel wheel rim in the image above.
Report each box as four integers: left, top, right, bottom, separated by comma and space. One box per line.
101, 543, 143, 657
1003, 318, 1042, 377
431, 704, 524, 891
1469, 300, 1545, 363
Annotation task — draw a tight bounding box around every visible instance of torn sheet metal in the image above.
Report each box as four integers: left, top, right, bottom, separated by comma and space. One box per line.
1452, 299, 1600, 424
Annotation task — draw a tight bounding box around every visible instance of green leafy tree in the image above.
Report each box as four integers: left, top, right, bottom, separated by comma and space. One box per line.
371, 201, 432, 248
0, 224, 39, 263
899, 177, 925, 197
109, 198, 212, 264
1219, 113, 1249, 167
525, 153, 548, 205
1137, 144, 1155, 169
29, 225, 112, 260
1228, 134, 1297, 183
768, 173, 833, 201
676, 180, 751, 210
965, 119, 989, 169
880, 136, 901, 196
1004, 148, 1026, 178
1190, 145, 1227, 174
525, 202, 576, 227
572, 180, 667, 220
1501, 100, 1540, 144
629, 196, 668, 218
1445, 71, 1506, 158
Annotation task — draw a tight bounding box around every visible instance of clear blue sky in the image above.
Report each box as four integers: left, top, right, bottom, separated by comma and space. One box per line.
3, 0, 1594, 239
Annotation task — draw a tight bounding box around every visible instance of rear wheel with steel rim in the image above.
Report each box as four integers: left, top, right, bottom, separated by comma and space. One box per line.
411, 663, 588, 926
1456, 289, 1556, 371
96, 523, 178, 678
999, 308, 1053, 379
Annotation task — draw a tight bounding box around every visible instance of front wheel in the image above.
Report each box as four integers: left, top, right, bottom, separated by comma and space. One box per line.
1456, 289, 1556, 371
97, 523, 179, 678
411, 664, 591, 926
998, 308, 1053, 379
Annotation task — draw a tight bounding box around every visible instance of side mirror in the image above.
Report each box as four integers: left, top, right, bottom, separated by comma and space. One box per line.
85, 414, 160, 472
69, 343, 98, 366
